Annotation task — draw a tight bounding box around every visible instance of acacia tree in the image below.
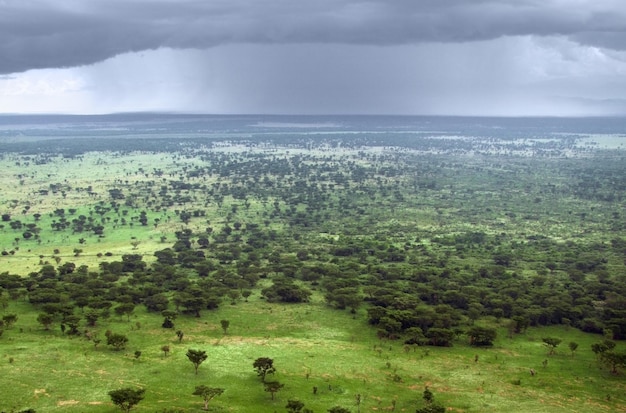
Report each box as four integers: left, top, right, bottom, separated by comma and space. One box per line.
2, 313, 17, 328
600, 351, 626, 374
161, 345, 170, 357
107, 333, 129, 351
108, 387, 145, 413
114, 303, 135, 321
542, 337, 562, 355
253, 357, 276, 382
36, 313, 54, 330
264, 381, 284, 400
286, 399, 305, 413
192, 385, 224, 410
63, 314, 81, 335
220, 319, 230, 335
467, 326, 497, 347
186, 349, 208, 375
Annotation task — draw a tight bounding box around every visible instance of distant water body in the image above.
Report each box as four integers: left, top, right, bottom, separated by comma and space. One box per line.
1, 114, 625, 141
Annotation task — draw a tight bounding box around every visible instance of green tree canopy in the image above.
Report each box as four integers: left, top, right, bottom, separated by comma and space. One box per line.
467, 326, 497, 347
253, 357, 276, 382
107, 333, 129, 351
192, 385, 224, 411
108, 387, 145, 413
542, 337, 562, 355
186, 349, 208, 375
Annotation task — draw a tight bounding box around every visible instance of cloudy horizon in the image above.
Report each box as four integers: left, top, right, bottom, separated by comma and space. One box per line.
2, 1, 626, 116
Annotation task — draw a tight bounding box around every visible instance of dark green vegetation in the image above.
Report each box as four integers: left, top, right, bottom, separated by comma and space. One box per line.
0, 123, 625, 412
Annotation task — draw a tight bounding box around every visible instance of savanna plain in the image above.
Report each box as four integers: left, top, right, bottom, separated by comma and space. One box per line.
0, 117, 625, 413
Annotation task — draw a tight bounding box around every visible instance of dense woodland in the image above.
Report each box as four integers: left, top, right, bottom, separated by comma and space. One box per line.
0, 128, 625, 412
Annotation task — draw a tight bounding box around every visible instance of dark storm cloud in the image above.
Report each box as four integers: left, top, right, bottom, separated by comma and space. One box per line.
2, 0, 626, 74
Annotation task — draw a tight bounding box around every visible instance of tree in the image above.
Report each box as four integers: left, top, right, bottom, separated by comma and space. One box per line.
600, 351, 626, 374
85, 310, 100, 327
286, 399, 305, 413
592, 340, 616, 358
145, 293, 169, 313
114, 303, 135, 321
108, 387, 145, 413
178, 292, 206, 317
220, 319, 230, 335
161, 310, 177, 329
253, 357, 276, 382
425, 328, 455, 347
186, 349, 208, 375
568, 341, 579, 356
423, 387, 434, 403
467, 326, 497, 347
542, 337, 562, 355
417, 387, 445, 413
2, 313, 18, 328
192, 385, 224, 410
264, 381, 284, 400
161, 345, 170, 357
107, 333, 129, 351
62, 314, 81, 335
37, 313, 54, 330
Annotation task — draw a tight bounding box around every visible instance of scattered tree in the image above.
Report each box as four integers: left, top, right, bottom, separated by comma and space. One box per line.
107, 333, 129, 351
192, 385, 224, 411
186, 349, 208, 375
253, 357, 276, 382
161, 310, 177, 328
286, 399, 305, 413
600, 351, 626, 374
423, 387, 434, 404
542, 337, 562, 355
2, 313, 18, 328
114, 303, 135, 321
108, 387, 145, 413
220, 319, 230, 335
592, 340, 616, 358
264, 381, 284, 400
62, 314, 81, 335
161, 345, 170, 357
417, 387, 446, 413
36, 313, 54, 330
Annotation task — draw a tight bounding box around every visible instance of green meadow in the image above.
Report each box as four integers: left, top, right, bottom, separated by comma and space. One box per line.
3, 293, 625, 413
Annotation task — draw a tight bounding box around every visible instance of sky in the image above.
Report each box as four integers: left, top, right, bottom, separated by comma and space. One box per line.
1, 0, 626, 116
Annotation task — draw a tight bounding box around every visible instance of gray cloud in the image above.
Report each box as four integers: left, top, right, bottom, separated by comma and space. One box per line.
2, 0, 626, 74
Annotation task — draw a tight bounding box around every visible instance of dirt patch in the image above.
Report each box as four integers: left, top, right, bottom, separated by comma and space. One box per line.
33, 388, 48, 398
57, 400, 80, 406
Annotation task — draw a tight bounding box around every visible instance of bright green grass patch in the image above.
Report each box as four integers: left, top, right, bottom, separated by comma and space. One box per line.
1, 297, 624, 413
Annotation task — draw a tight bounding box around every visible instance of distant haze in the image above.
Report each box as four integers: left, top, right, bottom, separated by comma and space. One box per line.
1, 1, 626, 116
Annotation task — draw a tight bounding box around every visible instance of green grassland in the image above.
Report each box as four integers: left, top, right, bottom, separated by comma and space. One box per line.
2, 293, 625, 413
1, 135, 625, 412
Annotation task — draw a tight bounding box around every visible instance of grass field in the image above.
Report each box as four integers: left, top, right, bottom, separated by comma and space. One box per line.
2, 291, 625, 412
